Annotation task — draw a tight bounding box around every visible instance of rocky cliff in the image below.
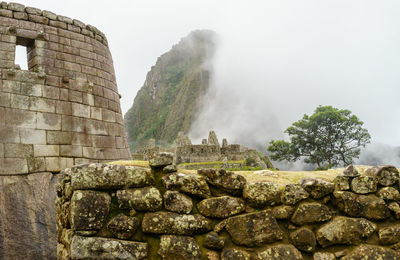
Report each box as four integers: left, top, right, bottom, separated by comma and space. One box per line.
124, 30, 216, 151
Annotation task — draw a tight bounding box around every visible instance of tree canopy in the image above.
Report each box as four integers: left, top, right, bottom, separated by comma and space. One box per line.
267, 106, 371, 169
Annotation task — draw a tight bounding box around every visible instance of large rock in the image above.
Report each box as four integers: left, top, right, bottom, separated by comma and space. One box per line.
243, 182, 281, 207
70, 190, 111, 231
204, 232, 225, 250
334, 175, 351, 191
70, 235, 147, 259
255, 244, 303, 260
142, 211, 212, 235
0, 172, 60, 259
300, 178, 334, 199
379, 224, 400, 245
198, 168, 246, 195
69, 164, 154, 190
290, 227, 316, 253
316, 216, 377, 247
225, 211, 283, 247
365, 165, 400, 186
272, 205, 295, 219
389, 202, 400, 219
221, 248, 250, 260
341, 244, 400, 260
333, 191, 389, 220
377, 187, 400, 201
107, 214, 140, 240
342, 165, 360, 177
281, 184, 309, 205
163, 172, 211, 198
158, 235, 202, 260
149, 152, 174, 167
116, 187, 163, 211
351, 176, 378, 194
163, 190, 193, 214
291, 202, 332, 225
197, 196, 245, 218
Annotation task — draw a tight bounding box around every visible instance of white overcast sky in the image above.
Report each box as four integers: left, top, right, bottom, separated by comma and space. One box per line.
14, 1, 400, 146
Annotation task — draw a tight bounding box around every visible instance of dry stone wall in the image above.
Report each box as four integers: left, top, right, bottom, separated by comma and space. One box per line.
0, 2, 130, 259
57, 157, 400, 259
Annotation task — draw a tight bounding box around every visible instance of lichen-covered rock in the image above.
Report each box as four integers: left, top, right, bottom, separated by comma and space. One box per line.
163, 172, 211, 198
142, 211, 212, 235
333, 191, 389, 220
290, 227, 316, 253
158, 235, 202, 260
198, 168, 246, 195
225, 211, 283, 247
272, 205, 295, 219
255, 244, 303, 260
379, 224, 400, 245
291, 202, 332, 225
341, 244, 400, 260
334, 175, 351, 191
70, 235, 147, 259
351, 176, 378, 194
213, 219, 228, 233
281, 184, 309, 205
197, 196, 245, 218
116, 187, 162, 211
221, 248, 250, 260
378, 187, 400, 201
243, 182, 281, 208
343, 165, 360, 177
70, 164, 154, 190
70, 190, 110, 231
164, 190, 193, 214
107, 214, 139, 240
300, 178, 334, 199
149, 152, 174, 167
365, 165, 400, 186
316, 216, 377, 247
163, 164, 177, 173
204, 232, 225, 250
389, 202, 400, 219
313, 252, 336, 260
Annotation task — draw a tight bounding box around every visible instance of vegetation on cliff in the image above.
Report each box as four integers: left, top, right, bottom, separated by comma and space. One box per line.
125, 30, 216, 151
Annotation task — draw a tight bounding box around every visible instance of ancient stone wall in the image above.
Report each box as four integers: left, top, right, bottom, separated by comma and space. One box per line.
57, 158, 400, 259
0, 2, 130, 259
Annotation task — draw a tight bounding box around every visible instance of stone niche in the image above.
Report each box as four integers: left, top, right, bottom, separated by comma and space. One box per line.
0, 2, 131, 259
57, 160, 400, 259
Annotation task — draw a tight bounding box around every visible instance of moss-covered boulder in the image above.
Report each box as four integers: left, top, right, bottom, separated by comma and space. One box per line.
243, 182, 281, 208
272, 205, 295, 220
291, 202, 332, 225
116, 187, 162, 211
163, 172, 211, 198
158, 235, 202, 260
334, 175, 351, 191
149, 152, 174, 167
300, 178, 334, 199
197, 196, 245, 218
107, 214, 140, 240
142, 211, 212, 235
281, 184, 309, 205
198, 168, 246, 196
365, 165, 400, 186
163, 190, 193, 214
351, 176, 378, 194
256, 244, 303, 260
290, 227, 316, 253
343, 165, 360, 177
70, 190, 110, 231
225, 211, 283, 247
379, 224, 400, 245
389, 202, 400, 219
221, 248, 250, 260
316, 216, 377, 247
70, 236, 147, 259
378, 187, 400, 201
341, 244, 400, 260
204, 232, 225, 250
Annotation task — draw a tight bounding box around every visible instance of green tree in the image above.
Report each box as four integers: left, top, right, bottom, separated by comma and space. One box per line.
267, 106, 371, 169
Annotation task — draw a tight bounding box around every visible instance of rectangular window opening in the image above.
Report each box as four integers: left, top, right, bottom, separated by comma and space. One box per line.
15, 37, 35, 71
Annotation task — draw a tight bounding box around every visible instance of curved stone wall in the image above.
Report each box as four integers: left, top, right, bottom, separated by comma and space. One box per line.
0, 2, 130, 259
0, 2, 130, 175
57, 159, 400, 259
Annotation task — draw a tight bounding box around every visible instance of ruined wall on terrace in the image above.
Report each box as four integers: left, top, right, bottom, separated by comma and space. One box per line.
0, 2, 130, 259
57, 157, 400, 259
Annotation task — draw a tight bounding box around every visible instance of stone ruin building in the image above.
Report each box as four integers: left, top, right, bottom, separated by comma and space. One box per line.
0, 2, 131, 259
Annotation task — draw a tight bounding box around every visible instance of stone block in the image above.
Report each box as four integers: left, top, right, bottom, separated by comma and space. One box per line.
11, 94, 30, 109
60, 145, 82, 157
25, 7, 42, 15
42, 85, 60, 99
37, 112, 61, 130
45, 157, 74, 172
56, 101, 72, 115
13, 12, 28, 20
29, 97, 56, 113
158, 235, 201, 260
71, 133, 92, 146
92, 135, 115, 148
46, 131, 72, 144
5, 107, 36, 128
102, 108, 115, 122
4, 143, 33, 158
8, 2, 25, 12
68, 90, 82, 103
0, 143, 3, 157
116, 187, 163, 211
0, 158, 28, 174
20, 84, 42, 97
90, 106, 102, 120
34, 144, 59, 157
27, 157, 45, 172
71, 103, 90, 118
20, 128, 46, 144
0, 92, 11, 107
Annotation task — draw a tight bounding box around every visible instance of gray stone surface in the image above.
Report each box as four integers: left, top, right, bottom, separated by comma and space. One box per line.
281, 184, 309, 205
158, 235, 202, 260
163, 190, 193, 214
162, 172, 211, 198
243, 182, 281, 207
291, 202, 332, 225
197, 196, 245, 218
256, 244, 303, 260
116, 187, 162, 211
